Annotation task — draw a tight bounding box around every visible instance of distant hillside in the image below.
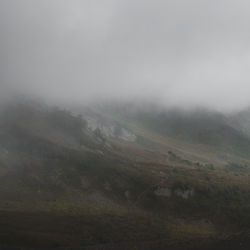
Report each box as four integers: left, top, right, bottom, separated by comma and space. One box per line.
90, 102, 250, 158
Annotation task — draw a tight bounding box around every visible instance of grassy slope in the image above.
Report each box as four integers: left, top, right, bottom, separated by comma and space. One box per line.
0, 102, 249, 248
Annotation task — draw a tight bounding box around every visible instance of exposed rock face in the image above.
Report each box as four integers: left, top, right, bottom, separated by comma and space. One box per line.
86, 116, 136, 142
117, 127, 137, 142
154, 188, 172, 197
155, 187, 194, 199
174, 188, 194, 199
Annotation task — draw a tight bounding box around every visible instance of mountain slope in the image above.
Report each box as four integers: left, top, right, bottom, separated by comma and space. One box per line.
0, 100, 249, 248
88, 103, 250, 159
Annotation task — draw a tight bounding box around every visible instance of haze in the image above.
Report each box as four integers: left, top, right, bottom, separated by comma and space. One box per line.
1, 0, 250, 111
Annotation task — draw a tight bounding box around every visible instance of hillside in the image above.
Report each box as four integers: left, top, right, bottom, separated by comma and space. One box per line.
0, 100, 249, 249
86, 102, 250, 159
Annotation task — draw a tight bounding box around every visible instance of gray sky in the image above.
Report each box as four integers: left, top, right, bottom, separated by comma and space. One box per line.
1, 0, 250, 111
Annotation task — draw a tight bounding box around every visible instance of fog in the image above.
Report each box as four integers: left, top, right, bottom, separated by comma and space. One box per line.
1, 0, 250, 111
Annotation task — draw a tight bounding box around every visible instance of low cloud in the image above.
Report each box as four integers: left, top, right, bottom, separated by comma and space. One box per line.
1, 0, 250, 111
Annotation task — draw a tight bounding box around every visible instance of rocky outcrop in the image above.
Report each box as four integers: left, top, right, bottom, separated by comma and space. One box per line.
154, 187, 194, 199
86, 116, 136, 142
174, 188, 194, 199
154, 188, 172, 197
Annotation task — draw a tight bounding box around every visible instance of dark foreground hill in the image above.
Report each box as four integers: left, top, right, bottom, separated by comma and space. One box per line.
0, 100, 249, 249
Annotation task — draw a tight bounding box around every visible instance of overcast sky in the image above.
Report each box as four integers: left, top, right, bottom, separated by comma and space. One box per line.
1, 0, 250, 111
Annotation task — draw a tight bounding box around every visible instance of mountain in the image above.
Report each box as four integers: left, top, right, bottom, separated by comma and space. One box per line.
87, 102, 250, 159
229, 108, 250, 137
0, 99, 249, 249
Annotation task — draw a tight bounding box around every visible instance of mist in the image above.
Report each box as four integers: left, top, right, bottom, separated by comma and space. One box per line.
1, 0, 250, 111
